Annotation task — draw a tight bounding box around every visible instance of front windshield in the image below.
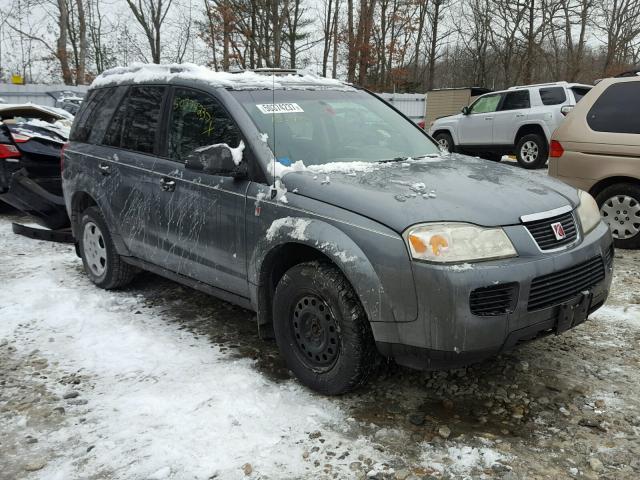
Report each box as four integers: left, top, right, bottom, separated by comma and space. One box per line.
232, 89, 440, 166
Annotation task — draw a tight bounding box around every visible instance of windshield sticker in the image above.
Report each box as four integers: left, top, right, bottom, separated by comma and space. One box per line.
256, 103, 304, 114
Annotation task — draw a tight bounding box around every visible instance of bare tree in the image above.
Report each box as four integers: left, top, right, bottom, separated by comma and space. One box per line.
125, 0, 175, 63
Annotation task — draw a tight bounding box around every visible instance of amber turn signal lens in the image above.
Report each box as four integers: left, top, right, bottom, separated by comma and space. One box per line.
408, 234, 427, 253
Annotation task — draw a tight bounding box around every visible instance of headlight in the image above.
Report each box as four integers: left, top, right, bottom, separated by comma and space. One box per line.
404, 223, 517, 263
576, 190, 601, 235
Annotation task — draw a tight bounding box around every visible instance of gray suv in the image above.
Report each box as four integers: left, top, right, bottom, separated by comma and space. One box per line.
63, 65, 614, 394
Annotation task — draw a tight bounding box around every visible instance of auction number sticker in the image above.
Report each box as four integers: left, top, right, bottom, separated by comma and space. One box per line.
256, 103, 304, 114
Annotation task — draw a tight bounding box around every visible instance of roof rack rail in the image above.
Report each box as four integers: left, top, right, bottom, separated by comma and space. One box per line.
614, 69, 640, 77
508, 81, 568, 90
249, 68, 305, 76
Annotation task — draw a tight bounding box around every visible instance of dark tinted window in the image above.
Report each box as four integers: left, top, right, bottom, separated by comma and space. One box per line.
102, 89, 129, 148
587, 82, 640, 134
168, 88, 241, 162
539, 87, 566, 105
501, 90, 530, 110
88, 86, 128, 144
571, 86, 591, 103
69, 89, 109, 142
120, 86, 165, 154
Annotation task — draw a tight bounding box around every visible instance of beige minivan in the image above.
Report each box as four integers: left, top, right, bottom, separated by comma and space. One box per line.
549, 75, 640, 249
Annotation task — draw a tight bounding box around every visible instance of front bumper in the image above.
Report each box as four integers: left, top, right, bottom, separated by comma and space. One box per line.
372, 221, 614, 369
0, 161, 69, 229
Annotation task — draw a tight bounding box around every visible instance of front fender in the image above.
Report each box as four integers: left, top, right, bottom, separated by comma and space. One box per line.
249, 216, 418, 325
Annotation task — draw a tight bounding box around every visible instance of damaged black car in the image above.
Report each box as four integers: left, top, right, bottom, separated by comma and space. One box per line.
0, 104, 71, 229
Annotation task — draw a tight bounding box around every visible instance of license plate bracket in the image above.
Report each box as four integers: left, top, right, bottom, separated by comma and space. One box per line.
556, 290, 593, 334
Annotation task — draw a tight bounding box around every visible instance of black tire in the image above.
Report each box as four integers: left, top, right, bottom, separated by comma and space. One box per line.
272, 261, 378, 395
480, 152, 502, 162
434, 132, 455, 153
0, 200, 15, 213
78, 206, 136, 289
595, 183, 640, 249
515, 133, 548, 169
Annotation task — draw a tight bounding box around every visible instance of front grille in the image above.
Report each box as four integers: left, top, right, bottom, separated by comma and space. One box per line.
528, 256, 605, 311
470, 283, 518, 316
523, 211, 578, 250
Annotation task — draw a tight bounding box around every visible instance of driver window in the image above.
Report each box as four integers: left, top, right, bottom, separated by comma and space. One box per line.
470, 94, 502, 114
168, 88, 241, 163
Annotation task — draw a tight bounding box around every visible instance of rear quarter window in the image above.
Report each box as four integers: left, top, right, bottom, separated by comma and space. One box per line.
570, 86, 591, 103
539, 87, 567, 105
69, 89, 110, 142
587, 82, 640, 134
87, 86, 128, 144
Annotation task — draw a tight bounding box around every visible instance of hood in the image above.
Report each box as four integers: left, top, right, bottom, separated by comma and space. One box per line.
282, 154, 579, 233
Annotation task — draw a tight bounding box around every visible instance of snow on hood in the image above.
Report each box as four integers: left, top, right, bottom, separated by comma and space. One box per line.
277, 153, 580, 232
92, 63, 351, 91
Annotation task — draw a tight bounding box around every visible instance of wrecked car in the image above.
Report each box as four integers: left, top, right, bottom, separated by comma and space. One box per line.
62, 64, 614, 394
0, 104, 71, 229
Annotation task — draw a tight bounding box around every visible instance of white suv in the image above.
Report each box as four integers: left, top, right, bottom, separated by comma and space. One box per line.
428, 82, 591, 169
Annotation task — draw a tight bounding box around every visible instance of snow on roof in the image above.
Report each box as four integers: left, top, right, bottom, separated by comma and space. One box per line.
91, 63, 352, 91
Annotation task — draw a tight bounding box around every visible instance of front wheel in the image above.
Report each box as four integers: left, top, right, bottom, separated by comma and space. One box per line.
596, 183, 640, 249
272, 261, 378, 395
434, 132, 454, 153
516, 134, 548, 169
78, 206, 137, 289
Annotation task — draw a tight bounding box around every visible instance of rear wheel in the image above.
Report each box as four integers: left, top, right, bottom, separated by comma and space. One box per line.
596, 183, 640, 249
516, 134, 548, 169
78, 206, 136, 289
434, 132, 454, 153
272, 261, 378, 395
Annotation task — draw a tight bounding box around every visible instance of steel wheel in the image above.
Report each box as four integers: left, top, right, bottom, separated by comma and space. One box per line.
520, 140, 539, 164
82, 221, 107, 277
292, 294, 340, 368
600, 195, 640, 240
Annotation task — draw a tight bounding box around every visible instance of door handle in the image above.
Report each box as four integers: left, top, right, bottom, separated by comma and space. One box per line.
484, 116, 493, 120
98, 162, 111, 175
160, 177, 176, 192
515, 113, 525, 118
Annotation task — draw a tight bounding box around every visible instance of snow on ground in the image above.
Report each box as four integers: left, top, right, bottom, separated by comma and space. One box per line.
2, 207, 640, 479
0, 219, 384, 479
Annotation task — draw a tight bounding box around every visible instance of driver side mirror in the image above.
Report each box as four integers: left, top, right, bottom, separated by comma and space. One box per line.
461, 106, 470, 115
185, 143, 247, 178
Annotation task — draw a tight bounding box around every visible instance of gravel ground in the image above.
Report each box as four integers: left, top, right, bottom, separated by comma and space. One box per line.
1, 196, 639, 479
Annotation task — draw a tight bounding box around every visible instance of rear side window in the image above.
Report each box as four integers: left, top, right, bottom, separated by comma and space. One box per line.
587, 82, 640, 134
570, 86, 591, 103
70, 89, 109, 142
121, 86, 166, 154
501, 90, 530, 110
168, 87, 241, 162
539, 87, 567, 105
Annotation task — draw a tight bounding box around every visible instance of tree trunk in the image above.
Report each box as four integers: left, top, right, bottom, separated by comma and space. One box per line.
331, 0, 339, 78
76, 0, 87, 84
57, 0, 73, 85
427, 0, 440, 90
